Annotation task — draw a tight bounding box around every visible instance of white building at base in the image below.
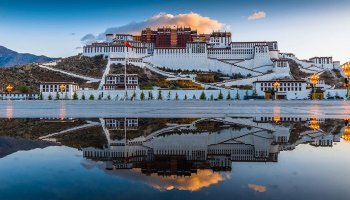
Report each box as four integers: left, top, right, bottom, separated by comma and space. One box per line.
40, 82, 79, 100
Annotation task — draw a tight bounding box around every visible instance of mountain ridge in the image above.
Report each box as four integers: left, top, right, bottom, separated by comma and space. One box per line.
0, 45, 57, 67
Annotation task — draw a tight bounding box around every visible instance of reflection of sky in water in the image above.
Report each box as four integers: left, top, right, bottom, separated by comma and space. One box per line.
0, 141, 350, 200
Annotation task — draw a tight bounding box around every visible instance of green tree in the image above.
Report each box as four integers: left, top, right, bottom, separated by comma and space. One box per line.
56, 92, 60, 100
81, 93, 86, 100
245, 90, 249, 98
326, 92, 331, 100
184, 94, 188, 100
235, 91, 240, 100
140, 91, 145, 100
175, 92, 179, 100
98, 94, 102, 100
73, 92, 78, 100
226, 92, 231, 100
89, 94, 95, 100
210, 94, 214, 100
192, 94, 196, 100
200, 91, 206, 100
167, 91, 171, 100
107, 94, 111, 100
18, 85, 30, 93
132, 91, 136, 100
39, 92, 43, 100
148, 91, 153, 100
218, 90, 223, 100
252, 89, 258, 97
48, 94, 52, 100
157, 90, 163, 100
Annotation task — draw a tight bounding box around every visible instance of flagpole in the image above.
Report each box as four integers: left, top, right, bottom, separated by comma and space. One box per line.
125, 44, 127, 101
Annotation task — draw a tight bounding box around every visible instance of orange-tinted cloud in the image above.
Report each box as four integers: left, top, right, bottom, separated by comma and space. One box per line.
248, 184, 267, 192
148, 169, 226, 191
82, 12, 226, 43
247, 11, 266, 20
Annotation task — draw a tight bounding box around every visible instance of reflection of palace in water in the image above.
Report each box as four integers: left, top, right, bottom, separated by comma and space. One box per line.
82, 116, 344, 174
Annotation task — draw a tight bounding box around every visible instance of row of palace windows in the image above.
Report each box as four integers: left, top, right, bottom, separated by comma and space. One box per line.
261, 87, 302, 91
261, 82, 303, 87
84, 47, 146, 54
41, 85, 71, 92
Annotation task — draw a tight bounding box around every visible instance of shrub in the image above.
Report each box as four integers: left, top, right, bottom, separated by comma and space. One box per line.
167, 91, 171, 100
56, 93, 60, 100
192, 94, 196, 100
200, 91, 206, 100
81, 93, 86, 100
157, 90, 163, 100
184, 94, 188, 100
210, 94, 214, 100
175, 92, 179, 100
218, 90, 223, 100
227, 92, 231, 100
48, 94, 52, 100
89, 94, 95, 100
235, 91, 240, 100
140, 91, 145, 100
18, 85, 30, 93
73, 92, 78, 100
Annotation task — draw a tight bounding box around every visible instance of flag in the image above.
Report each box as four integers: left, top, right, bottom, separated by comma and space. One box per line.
125, 41, 133, 48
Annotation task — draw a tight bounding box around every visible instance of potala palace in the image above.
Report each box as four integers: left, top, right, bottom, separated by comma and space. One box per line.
6, 27, 345, 101
82, 27, 340, 79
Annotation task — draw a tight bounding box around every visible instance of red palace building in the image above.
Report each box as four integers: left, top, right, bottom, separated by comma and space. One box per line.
140, 27, 198, 48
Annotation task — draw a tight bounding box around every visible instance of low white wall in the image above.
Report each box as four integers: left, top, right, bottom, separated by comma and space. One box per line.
324, 89, 347, 99
76, 89, 252, 101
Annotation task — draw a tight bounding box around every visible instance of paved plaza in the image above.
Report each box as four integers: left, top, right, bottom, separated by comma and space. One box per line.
1, 100, 350, 118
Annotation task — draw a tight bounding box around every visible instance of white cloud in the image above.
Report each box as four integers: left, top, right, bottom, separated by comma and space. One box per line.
247, 11, 266, 20
81, 12, 227, 43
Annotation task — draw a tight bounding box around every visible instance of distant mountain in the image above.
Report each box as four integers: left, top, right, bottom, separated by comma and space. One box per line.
0, 45, 56, 67
0, 136, 56, 158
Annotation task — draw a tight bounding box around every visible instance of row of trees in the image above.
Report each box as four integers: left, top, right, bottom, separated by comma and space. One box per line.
40, 90, 256, 101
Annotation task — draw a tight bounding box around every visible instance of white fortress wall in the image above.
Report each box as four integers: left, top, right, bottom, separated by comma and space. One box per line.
253, 46, 273, 69
75, 89, 252, 101
252, 65, 274, 73
273, 66, 291, 77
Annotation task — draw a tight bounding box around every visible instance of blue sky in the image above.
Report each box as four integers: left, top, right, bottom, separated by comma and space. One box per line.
0, 0, 349, 62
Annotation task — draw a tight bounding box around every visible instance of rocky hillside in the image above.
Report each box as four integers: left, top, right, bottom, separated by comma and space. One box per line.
0, 64, 98, 93
53, 55, 107, 78
0, 46, 56, 67
289, 60, 344, 88
110, 63, 166, 89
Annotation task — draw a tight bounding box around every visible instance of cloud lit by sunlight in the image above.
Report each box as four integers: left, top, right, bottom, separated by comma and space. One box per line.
82, 12, 226, 43
248, 184, 267, 192
247, 11, 266, 20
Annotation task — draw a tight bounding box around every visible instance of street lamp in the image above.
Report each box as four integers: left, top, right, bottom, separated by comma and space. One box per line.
341, 62, 350, 99
309, 118, 320, 130
342, 127, 350, 142
309, 74, 320, 100
273, 81, 280, 100
273, 116, 280, 124
60, 84, 65, 100
6, 84, 13, 94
